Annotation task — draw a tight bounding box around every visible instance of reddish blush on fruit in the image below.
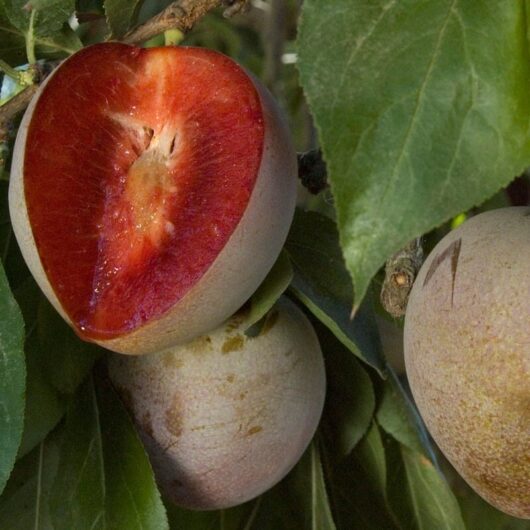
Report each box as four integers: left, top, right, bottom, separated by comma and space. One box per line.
9, 43, 297, 354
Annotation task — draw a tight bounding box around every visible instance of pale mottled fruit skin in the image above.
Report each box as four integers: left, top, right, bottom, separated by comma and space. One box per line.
108, 297, 326, 510
9, 51, 297, 355
404, 207, 530, 519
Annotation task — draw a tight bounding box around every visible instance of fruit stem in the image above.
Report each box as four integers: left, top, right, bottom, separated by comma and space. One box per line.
164, 29, 185, 45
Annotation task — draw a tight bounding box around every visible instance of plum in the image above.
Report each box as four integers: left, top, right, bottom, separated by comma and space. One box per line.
108, 297, 326, 510
405, 207, 530, 519
9, 43, 297, 354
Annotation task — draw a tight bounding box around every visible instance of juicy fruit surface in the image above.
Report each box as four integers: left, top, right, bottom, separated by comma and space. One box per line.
108, 298, 326, 509
23, 43, 264, 340
404, 207, 530, 519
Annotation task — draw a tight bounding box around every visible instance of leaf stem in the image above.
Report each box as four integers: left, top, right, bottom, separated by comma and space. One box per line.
26, 10, 37, 65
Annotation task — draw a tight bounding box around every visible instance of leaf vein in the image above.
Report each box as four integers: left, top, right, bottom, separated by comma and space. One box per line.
359, 0, 457, 276
33, 442, 44, 530
330, 0, 397, 116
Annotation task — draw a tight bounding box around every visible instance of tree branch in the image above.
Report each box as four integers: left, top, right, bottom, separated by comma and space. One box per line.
380, 238, 423, 318
0, 0, 251, 133
123, 0, 250, 45
0, 85, 37, 139
0, 61, 58, 139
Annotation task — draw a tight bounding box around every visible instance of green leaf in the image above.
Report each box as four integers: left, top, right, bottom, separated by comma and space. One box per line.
249, 491, 303, 530
2, 0, 75, 34
298, 0, 530, 306
32, 0, 76, 36
400, 447, 463, 529
37, 299, 103, 395
305, 442, 337, 530
376, 369, 433, 458
36, 25, 82, 55
48, 379, 105, 529
354, 422, 387, 499
0, 430, 62, 530
11, 280, 65, 458
279, 441, 336, 530
374, 368, 465, 528
0, 0, 29, 33
286, 210, 384, 374
0, 1, 80, 63
244, 250, 293, 331
0, 30, 26, 65
166, 500, 259, 529
49, 376, 169, 530
104, 0, 141, 38
319, 324, 375, 457
76, 0, 104, 15
319, 333, 392, 528
18, 333, 65, 459
0, 262, 25, 495
321, 422, 400, 530
385, 437, 465, 530
96, 375, 169, 530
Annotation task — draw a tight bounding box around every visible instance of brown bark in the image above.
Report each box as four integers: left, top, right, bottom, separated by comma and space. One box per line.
0, 85, 37, 140
123, 0, 249, 45
380, 238, 424, 318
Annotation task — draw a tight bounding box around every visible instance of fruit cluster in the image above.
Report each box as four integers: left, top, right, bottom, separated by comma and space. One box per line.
9, 43, 326, 509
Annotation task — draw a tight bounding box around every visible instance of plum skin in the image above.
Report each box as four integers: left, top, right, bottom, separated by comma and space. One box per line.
108, 297, 326, 510
8, 45, 297, 355
404, 207, 530, 519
